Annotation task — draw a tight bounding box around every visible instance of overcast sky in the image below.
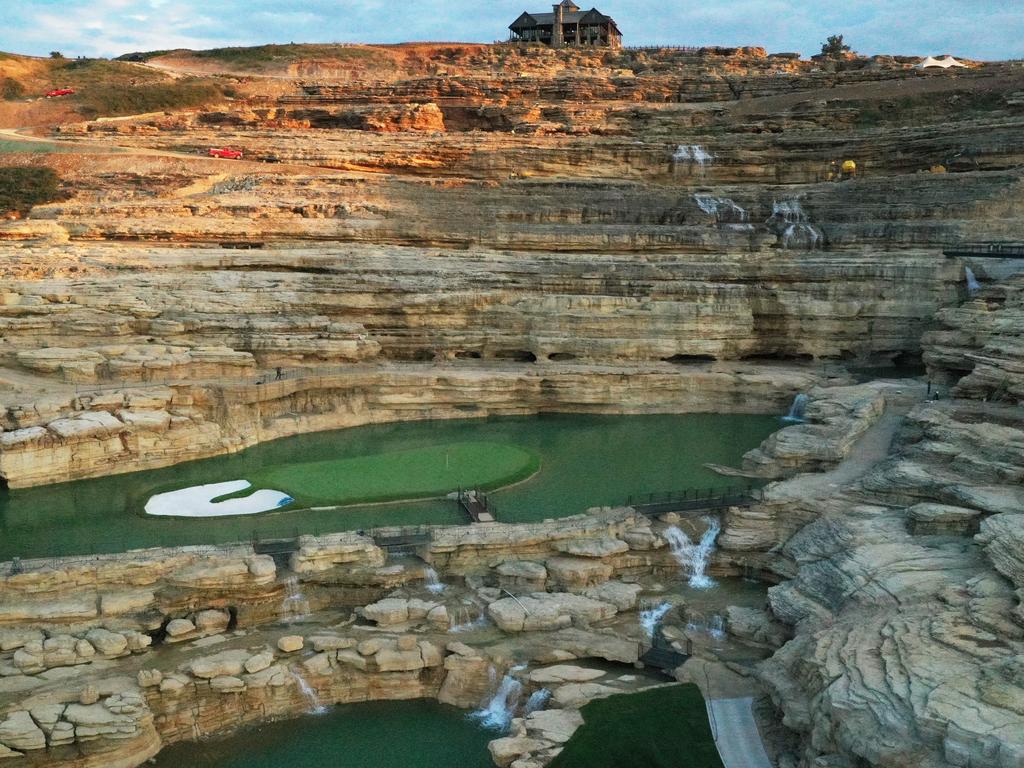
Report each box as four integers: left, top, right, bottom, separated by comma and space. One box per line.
1, 0, 1020, 60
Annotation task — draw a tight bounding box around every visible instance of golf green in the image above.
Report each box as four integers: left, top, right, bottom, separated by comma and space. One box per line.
213, 441, 540, 508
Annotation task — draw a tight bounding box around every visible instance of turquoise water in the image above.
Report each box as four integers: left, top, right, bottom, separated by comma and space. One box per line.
0, 413, 778, 559
150, 700, 494, 768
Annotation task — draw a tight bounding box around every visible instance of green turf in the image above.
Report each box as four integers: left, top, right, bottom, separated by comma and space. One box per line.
548, 685, 725, 768
212, 441, 540, 509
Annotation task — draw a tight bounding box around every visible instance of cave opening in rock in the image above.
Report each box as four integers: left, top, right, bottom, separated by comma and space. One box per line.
494, 350, 538, 363
548, 352, 577, 362
662, 354, 716, 364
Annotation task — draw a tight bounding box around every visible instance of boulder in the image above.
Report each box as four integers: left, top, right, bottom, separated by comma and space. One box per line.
581, 581, 642, 610
545, 557, 613, 589
553, 537, 629, 558
277, 636, 304, 653
0, 711, 46, 751
529, 665, 606, 684
488, 737, 551, 768
189, 650, 250, 679
362, 598, 410, 626
137, 669, 163, 688
244, 653, 274, 674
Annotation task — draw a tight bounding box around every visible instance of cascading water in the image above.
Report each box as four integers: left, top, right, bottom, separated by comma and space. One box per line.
291, 670, 328, 715
639, 601, 672, 639
471, 666, 525, 731
693, 193, 748, 224
664, 517, 721, 590
965, 266, 981, 295
782, 393, 809, 423
524, 688, 552, 715
281, 575, 310, 620
767, 199, 823, 250
673, 144, 714, 170
450, 599, 490, 633
423, 566, 446, 594
708, 613, 726, 641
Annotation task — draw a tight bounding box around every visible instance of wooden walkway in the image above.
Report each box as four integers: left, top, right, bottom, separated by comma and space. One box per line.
456, 489, 496, 523
627, 486, 763, 518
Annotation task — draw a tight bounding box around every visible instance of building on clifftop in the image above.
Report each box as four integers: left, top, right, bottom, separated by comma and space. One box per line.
508, 0, 622, 48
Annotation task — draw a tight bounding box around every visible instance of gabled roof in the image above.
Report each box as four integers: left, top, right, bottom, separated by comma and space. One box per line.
509, 11, 537, 29
509, 5, 620, 33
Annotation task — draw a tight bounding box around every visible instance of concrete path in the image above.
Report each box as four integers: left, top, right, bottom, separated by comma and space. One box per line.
707, 697, 774, 768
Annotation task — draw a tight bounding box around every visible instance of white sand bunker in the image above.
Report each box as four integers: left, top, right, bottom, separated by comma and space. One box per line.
145, 480, 294, 518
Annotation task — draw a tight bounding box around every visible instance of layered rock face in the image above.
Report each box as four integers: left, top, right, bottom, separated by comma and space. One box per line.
924, 270, 1024, 404
718, 399, 1024, 768
0, 506, 711, 768
2, 45, 1022, 485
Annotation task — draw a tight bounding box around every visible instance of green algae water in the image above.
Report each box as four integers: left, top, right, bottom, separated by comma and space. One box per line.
0, 413, 779, 559
150, 700, 494, 768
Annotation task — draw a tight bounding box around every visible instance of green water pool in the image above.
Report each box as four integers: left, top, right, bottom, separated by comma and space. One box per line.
0, 413, 780, 559
150, 700, 495, 768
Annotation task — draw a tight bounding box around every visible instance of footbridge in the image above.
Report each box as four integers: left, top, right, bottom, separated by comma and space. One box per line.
944, 242, 1024, 259
626, 486, 764, 518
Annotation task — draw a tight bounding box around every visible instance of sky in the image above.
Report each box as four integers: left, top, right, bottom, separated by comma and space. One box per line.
0, 0, 1020, 61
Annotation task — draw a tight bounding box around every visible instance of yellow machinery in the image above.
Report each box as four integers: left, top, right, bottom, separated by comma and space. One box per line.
841, 159, 857, 179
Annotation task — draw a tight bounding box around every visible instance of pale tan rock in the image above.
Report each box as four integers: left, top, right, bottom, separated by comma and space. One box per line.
0, 711, 45, 751
210, 675, 246, 692
188, 649, 249, 679
244, 653, 274, 674
277, 635, 304, 653
397, 635, 418, 652
165, 618, 196, 639
79, 684, 100, 705
553, 537, 629, 558
488, 737, 551, 768
137, 669, 163, 688
362, 598, 410, 626
529, 665, 606, 684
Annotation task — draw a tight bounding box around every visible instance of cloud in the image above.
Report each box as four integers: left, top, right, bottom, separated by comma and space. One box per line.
0, 0, 1019, 60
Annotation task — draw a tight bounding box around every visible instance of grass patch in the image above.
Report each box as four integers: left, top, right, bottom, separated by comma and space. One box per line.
75, 78, 229, 119
0, 139, 78, 154
212, 441, 540, 509
548, 685, 724, 768
0, 166, 64, 215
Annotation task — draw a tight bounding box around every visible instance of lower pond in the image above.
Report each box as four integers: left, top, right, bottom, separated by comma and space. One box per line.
0, 412, 780, 559
150, 700, 495, 768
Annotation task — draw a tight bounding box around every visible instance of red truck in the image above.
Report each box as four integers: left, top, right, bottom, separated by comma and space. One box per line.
208, 147, 243, 160
44, 88, 75, 98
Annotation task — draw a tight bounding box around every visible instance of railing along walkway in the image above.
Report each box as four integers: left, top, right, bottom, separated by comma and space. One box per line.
626, 486, 763, 518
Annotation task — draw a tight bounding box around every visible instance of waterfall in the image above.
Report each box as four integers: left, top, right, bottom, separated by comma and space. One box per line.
782, 393, 809, 423
708, 613, 726, 641
768, 199, 823, 250
524, 688, 552, 715
450, 599, 490, 633
664, 517, 721, 590
693, 194, 748, 224
639, 601, 672, 639
423, 566, 446, 594
673, 144, 714, 167
965, 266, 981, 295
281, 575, 310, 620
291, 670, 328, 715
471, 669, 525, 731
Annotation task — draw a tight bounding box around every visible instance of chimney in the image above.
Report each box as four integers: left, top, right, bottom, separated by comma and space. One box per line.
552, 3, 564, 48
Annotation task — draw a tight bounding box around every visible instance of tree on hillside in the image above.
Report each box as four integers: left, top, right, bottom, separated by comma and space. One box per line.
49, 51, 64, 59
820, 35, 852, 58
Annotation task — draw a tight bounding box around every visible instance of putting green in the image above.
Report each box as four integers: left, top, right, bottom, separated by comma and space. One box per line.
548, 684, 724, 768
212, 441, 540, 509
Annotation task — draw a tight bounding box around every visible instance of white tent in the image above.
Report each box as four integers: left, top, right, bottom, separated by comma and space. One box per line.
918, 55, 968, 69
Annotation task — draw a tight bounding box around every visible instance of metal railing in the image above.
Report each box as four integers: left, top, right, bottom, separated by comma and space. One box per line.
626, 485, 762, 516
